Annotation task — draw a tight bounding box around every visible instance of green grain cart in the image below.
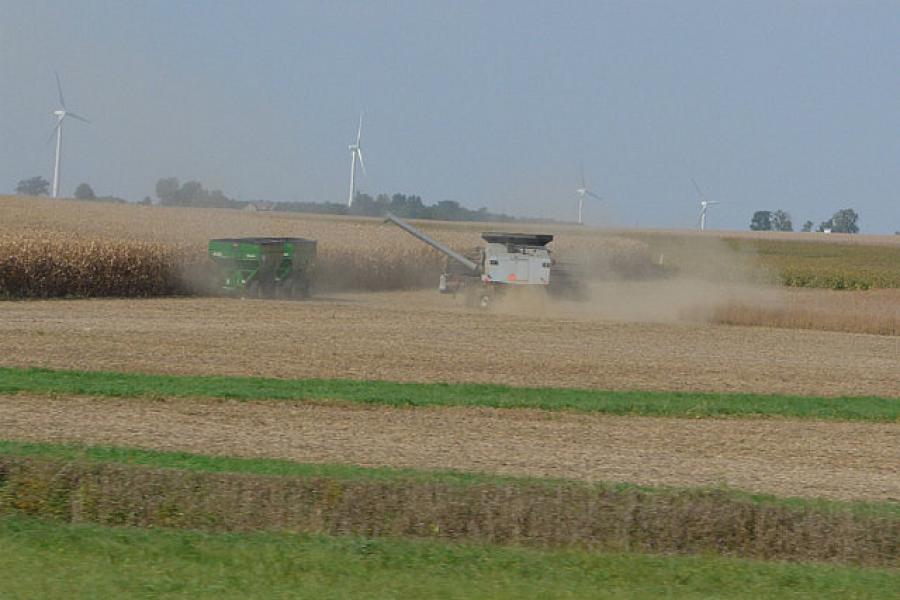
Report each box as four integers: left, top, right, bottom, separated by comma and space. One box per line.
208, 237, 317, 299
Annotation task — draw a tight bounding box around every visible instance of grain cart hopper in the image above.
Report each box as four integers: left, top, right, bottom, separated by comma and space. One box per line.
385, 213, 585, 306
208, 237, 316, 299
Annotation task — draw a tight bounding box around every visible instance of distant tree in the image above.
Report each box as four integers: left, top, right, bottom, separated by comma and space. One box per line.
432, 200, 465, 221
15, 176, 50, 196
750, 210, 772, 231
179, 180, 204, 204
389, 193, 427, 218
155, 177, 180, 205
830, 208, 859, 234
74, 182, 96, 200
139, 196, 153, 206
801, 220, 814, 232
771, 209, 793, 232
348, 192, 379, 216
154, 177, 244, 209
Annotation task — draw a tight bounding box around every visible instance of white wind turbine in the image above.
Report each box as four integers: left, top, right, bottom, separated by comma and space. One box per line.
49, 72, 90, 198
692, 178, 719, 231
347, 112, 366, 207
575, 164, 602, 225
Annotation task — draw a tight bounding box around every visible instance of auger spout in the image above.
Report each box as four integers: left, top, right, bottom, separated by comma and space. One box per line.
384, 213, 480, 273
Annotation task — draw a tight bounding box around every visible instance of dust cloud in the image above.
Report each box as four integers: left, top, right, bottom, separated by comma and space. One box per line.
492, 234, 784, 325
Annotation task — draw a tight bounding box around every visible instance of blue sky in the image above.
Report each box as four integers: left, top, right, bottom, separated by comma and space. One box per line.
1, 1, 898, 231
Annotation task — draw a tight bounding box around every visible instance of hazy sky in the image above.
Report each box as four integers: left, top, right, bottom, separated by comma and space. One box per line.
2, 1, 898, 231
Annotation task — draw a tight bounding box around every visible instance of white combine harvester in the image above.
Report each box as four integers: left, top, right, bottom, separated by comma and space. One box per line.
385, 213, 584, 307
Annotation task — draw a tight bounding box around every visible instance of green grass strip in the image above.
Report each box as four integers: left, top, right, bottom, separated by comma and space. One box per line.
1, 515, 896, 599
1, 366, 898, 421
2, 439, 898, 517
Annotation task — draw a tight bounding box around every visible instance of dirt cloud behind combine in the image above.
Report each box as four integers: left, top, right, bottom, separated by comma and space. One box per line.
497, 234, 781, 326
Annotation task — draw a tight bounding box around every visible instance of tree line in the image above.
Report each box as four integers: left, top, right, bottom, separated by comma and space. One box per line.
152, 178, 516, 222
13, 175, 518, 221
750, 208, 859, 234
13, 174, 874, 232
14, 176, 126, 204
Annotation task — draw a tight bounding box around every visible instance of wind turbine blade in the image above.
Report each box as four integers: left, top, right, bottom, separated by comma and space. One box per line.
357, 149, 366, 176
579, 163, 585, 189
691, 177, 704, 198
356, 112, 363, 146
46, 122, 61, 145
66, 112, 90, 124
55, 72, 66, 109
585, 190, 603, 201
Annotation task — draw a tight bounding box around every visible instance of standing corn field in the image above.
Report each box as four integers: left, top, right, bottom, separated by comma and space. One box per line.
0, 195, 749, 299
0, 233, 205, 298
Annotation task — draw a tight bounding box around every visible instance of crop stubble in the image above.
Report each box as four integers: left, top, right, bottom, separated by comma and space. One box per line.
1, 394, 897, 502
0, 294, 898, 396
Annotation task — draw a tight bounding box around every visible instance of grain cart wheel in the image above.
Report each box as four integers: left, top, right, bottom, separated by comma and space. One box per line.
290, 276, 311, 299
241, 281, 257, 299
260, 280, 277, 299
280, 278, 298, 299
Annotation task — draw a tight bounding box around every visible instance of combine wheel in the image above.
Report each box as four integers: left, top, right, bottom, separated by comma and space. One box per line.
464, 287, 494, 309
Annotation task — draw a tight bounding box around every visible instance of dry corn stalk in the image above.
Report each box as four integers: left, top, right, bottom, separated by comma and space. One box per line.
0, 196, 658, 297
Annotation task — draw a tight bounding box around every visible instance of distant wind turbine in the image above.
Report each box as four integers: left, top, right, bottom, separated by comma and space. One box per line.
575, 164, 603, 225
347, 112, 366, 207
49, 72, 90, 198
692, 178, 719, 231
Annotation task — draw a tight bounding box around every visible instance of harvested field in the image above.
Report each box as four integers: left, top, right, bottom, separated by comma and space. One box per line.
0, 294, 898, 396
709, 288, 900, 336
1, 394, 898, 502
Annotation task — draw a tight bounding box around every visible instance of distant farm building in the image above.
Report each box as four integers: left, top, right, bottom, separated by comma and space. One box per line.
244, 201, 275, 212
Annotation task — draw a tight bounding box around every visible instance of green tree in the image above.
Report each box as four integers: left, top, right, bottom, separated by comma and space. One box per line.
74, 182, 95, 200
750, 211, 772, 231
801, 220, 813, 232
771, 209, 793, 232
15, 176, 50, 196
830, 208, 859, 234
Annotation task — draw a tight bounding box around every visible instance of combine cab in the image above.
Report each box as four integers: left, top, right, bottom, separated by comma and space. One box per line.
208, 237, 316, 299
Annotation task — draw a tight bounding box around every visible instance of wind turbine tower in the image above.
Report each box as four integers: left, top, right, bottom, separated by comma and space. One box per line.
347, 112, 366, 207
575, 164, 602, 225
692, 178, 719, 231
49, 73, 90, 198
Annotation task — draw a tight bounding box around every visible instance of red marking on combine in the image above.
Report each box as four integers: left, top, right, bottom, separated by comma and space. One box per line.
507, 273, 517, 282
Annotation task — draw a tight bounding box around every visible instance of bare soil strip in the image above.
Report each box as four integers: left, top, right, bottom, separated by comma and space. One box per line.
1, 295, 898, 396
2, 394, 897, 502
